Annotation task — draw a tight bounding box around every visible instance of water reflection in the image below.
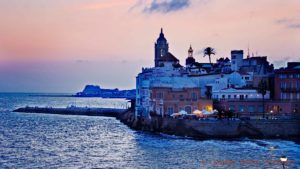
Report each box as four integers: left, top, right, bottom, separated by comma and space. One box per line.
0, 94, 299, 168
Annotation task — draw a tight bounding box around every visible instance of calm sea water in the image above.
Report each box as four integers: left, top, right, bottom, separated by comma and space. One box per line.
0, 93, 299, 169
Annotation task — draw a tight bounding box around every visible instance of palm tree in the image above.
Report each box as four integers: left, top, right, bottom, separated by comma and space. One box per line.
203, 47, 216, 68
257, 80, 267, 118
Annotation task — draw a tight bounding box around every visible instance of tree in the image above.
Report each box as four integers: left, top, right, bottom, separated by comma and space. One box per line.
205, 86, 212, 99
203, 47, 216, 69
257, 80, 267, 118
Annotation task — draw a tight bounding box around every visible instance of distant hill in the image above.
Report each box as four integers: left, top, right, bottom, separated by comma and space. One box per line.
75, 85, 135, 99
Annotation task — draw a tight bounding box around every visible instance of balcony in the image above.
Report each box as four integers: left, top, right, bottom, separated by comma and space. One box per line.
280, 88, 300, 93
159, 99, 164, 105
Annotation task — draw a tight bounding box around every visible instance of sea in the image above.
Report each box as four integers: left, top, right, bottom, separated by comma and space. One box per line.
0, 93, 299, 169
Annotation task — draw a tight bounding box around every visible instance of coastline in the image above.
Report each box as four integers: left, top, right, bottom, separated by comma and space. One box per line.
12, 106, 300, 139
117, 109, 300, 139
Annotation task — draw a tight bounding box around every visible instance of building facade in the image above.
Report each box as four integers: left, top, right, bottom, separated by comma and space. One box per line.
274, 62, 300, 100
212, 88, 270, 100
151, 87, 212, 116
136, 29, 299, 119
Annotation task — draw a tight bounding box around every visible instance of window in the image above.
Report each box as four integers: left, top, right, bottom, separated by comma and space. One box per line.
280, 82, 285, 88
157, 92, 163, 99
258, 106, 263, 113
248, 105, 254, 113
228, 95, 231, 99
245, 77, 250, 80
234, 95, 237, 99
229, 105, 235, 111
239, 105, 244, 112
179, 94, 184, 101
283, 93, 287, 100
282, 82, 287, 89
222, 95, 225, 99
192, 93, 197, 101
288, 82, 292, 88
297, 81, 300, 89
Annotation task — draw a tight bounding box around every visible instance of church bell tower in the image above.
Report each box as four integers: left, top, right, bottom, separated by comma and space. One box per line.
185, 45, 195, 66
154, 28, 169, 67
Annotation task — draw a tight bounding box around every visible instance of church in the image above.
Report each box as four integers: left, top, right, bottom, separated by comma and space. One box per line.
135, 29, 214, 118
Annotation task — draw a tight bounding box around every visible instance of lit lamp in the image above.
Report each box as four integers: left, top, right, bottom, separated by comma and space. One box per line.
270, 110, 273, 119
280, 156, 287, 169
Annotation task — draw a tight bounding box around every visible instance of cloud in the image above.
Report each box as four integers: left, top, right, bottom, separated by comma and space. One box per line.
275, 18, 300, 29
288, 23, 300, 29
143, 0, 191, 13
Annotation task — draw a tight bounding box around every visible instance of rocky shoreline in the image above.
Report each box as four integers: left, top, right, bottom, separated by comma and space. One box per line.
117, 109, 300, 139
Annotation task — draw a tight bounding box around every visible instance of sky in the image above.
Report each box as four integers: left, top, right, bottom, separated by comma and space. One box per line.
0, 0, 300, 92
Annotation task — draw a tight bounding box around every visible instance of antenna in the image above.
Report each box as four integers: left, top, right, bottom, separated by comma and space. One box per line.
247, 42, 250, 59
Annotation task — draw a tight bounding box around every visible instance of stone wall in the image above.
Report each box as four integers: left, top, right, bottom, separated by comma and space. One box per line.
118, 110, 300, 139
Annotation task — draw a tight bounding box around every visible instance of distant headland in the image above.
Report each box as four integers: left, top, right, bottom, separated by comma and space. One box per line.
75, 85, 136, 99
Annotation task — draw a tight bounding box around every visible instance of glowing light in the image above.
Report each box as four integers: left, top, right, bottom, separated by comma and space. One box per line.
280, 156, 287, 163
206, 105, 213, 112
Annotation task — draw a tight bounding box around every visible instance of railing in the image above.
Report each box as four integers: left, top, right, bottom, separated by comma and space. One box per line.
217, 98, 266, 102
238, 112, 300, 119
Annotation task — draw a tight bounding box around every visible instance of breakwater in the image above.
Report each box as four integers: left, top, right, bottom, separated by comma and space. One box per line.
13, 106, 300, 139
13, 106, 126, 117
118, 110, 300, 139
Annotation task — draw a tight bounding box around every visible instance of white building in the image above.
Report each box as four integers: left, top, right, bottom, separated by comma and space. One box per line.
231, 50, 244, 71
212, 88, 270, 100
135, 29, 271, 119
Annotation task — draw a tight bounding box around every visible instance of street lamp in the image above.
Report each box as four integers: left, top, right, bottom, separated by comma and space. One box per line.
280, 156, 287, 169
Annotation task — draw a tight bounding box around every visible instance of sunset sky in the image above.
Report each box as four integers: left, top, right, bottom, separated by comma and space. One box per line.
0, 0, 300, 92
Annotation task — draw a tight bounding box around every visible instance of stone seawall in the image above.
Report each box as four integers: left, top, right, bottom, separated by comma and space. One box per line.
118, 110, 300, 139
14, 107, 126, 117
